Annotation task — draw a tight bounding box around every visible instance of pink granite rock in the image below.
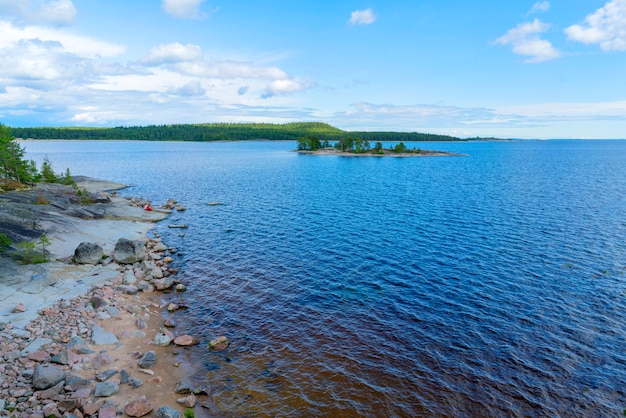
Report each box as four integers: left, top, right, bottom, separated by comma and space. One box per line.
125, 396, 154, 417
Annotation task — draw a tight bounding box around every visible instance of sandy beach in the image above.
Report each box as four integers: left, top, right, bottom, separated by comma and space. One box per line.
0, 178, 219, 417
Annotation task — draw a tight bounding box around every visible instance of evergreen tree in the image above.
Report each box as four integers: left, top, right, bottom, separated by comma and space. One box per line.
0, 123, 35, 185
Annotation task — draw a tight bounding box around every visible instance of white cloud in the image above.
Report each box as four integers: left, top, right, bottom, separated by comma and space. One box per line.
529, 1, 550, 14
143, 43, 203, 65
261, 78, 315, 98
564, 0, 626, 51
0, 0, 77, 25
495, 18, 561, 62
348, 8, 376, 26
162, 0, 206, 19
0, 21, 126, 58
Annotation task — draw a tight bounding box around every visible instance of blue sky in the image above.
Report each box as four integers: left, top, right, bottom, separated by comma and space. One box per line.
1, 0, 625, 138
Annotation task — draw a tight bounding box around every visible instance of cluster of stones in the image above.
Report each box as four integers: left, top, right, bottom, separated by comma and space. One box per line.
0, 233, 211, 417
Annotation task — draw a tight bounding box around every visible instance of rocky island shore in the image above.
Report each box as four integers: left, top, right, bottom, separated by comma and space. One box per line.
0, 179, 221, 417
295, 148, 462, 157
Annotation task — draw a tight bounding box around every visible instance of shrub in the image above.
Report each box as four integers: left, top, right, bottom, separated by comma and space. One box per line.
0, 232, 11, 251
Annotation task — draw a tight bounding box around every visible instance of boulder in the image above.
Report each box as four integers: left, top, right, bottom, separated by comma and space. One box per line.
114, 238, 146, 264
33, 364, 65, 390
74, 242, 104, 264
125, 396, 153, 417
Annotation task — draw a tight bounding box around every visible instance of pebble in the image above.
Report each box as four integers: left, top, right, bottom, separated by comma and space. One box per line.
12, 303, 27, 313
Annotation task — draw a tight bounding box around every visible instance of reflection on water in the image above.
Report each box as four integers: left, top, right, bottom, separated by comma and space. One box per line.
24, 139, 626, 416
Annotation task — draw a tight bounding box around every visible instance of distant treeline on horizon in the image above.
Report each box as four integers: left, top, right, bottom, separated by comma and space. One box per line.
10, 122, 465, 142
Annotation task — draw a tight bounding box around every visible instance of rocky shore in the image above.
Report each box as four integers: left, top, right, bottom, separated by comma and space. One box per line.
0, 179, 221, 417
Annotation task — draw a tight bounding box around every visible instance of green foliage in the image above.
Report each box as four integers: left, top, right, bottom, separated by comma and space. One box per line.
0, 123, 37, 185
39, 233, 50, 262
39, 157, 58, 183
0, 232, 12, 251
14, 235, 50, 264
394, 142, 407, 153
59, 168, 77, 187
10, 122, 464, 143
184, 408, 195, 418
76, 187, 93, 205
335, 136, 356, 152
373, 142, 383, 154
297, 135, 322, 151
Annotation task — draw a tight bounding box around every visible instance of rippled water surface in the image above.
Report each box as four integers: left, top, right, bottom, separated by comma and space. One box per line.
24, 140, 626, 417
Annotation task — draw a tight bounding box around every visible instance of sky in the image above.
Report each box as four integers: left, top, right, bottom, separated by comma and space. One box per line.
1, 0, 626, 139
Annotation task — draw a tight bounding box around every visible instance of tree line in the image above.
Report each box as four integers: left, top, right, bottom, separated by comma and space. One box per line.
10, 122, 463, 142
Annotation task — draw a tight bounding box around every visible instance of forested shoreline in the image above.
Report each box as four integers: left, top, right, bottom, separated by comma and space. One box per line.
10, 122, 465, 142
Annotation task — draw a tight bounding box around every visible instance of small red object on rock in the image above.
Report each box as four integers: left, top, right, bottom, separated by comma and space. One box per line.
144, 204, 152, 211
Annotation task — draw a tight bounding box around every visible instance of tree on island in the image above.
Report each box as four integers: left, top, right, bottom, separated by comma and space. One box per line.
394, 142, 407, 153
297, 135, 322, 151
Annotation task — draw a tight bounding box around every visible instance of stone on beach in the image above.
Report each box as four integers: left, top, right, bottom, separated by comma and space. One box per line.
154, 277, 174, 290
73, 241, 104, 264
94, 381, 120, 397
33, 364, 66, 390
12, 303, 26, 313
157, 405, 183, 418
114, 238, 146, 264
154, 332, 172, 346
208, 335, 229, 351
174, 335, 200, 346
174, 379, 194, 394
91, 325, 119, 345
125, 395, 154, 417
138, 351, 157, 368
177, 394, 196, 408
96, 369, 119, 382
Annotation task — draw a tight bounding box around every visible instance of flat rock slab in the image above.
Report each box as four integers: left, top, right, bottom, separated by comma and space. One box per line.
73, 176, 128, 193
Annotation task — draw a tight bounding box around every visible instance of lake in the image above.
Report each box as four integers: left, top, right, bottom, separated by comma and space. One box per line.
23, 139, 626, 417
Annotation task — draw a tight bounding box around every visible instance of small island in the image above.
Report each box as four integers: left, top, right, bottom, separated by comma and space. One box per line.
295, 135, 461, 157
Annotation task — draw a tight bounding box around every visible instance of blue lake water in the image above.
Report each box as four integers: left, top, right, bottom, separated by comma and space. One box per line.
23, 139, 626, 417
